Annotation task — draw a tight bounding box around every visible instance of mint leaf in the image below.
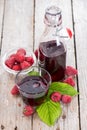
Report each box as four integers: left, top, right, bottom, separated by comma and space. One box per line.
48, 82, 79, 97
28, 71, 39, 76
36, 100, 62, 126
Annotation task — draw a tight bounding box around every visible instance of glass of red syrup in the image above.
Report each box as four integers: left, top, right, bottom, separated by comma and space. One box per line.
15, 66, 51, 106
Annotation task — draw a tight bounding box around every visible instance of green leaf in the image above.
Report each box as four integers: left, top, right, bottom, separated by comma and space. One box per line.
28, 70, 39, 76
36, 100, 62, 126
48, 82, 79, 97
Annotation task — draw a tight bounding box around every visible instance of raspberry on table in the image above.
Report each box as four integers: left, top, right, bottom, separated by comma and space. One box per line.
50, 92, 62, 102
65, 66, 78, 76
63, 76, 75, 87
11, 85, 19, 95
62, 95, 72, 104
23, 105, 34, 116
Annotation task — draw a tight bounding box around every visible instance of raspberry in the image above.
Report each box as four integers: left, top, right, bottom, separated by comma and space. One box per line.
65, 66, 78, 76
63, 76, 75, 87
9, 54, 16, 59
62, 95, 72, 104
12, 64, 21, 71
23, 105, 34, 116
15, 53, 25, 63
50, 92, 62, 102
17, 48, 26, 55
5, 57, 15, 69
11, 85, 19, 95
34, 49, 38, 59
21, 61, 31, 69
25, 56, 34, 65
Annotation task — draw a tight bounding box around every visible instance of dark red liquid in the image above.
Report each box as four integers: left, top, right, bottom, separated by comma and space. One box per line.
19, 76, 48, 106
39, 40, 66, 81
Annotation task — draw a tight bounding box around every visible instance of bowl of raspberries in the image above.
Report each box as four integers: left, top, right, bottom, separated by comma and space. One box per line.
2, 47, 36, 74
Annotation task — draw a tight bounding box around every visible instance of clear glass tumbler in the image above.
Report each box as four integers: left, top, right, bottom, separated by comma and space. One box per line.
15, 66, 51, 106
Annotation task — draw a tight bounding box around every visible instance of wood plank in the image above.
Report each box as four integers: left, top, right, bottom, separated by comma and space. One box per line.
1, 0, 34, 56
33, 0, 79, 130
0, 0, 5, 49
73, 0, 87, 129
0, 0, 34, 129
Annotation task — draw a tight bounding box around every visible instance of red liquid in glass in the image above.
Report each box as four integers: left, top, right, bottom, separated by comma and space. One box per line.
39, 40, 66, 81
19, 76, 48, 106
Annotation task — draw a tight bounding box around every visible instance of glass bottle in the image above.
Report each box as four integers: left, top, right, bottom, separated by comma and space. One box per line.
38, 6, 66, 82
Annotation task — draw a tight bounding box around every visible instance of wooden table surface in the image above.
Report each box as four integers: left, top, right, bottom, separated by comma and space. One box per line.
0, 0, 87, 130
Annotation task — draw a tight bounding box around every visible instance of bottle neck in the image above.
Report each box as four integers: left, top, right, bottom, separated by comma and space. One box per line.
43, 25, 62, 37
42, 25, 61, 46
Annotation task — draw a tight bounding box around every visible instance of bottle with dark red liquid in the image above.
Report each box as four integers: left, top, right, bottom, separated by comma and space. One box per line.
38, 6, 66, 82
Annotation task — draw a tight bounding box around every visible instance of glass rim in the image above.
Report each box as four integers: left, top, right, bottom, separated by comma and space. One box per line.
15, 66, 52, 95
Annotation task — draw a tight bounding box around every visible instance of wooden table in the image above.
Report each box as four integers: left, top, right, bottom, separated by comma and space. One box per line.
0, 0, 87, 130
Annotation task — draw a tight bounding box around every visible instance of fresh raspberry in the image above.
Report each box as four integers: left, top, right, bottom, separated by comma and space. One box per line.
9, 54, 16, 59
50, 92, 62, 102
65, 66, 78, 76
62, 95, 72, 104
25, 56, 34, 65
11, 85, 19, 95
15, 53, 25, 63
21, 61, 31, 69
34, 49, 38, 59
12, 64, 21, 71
63, 76, 75, 87
5, 57, 15, 69
17, 48, 26, 55
23, 105, 34, 116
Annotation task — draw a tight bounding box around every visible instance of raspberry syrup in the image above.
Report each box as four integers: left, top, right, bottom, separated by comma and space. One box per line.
39, 40, 66, 81
19, 76, 48, 106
